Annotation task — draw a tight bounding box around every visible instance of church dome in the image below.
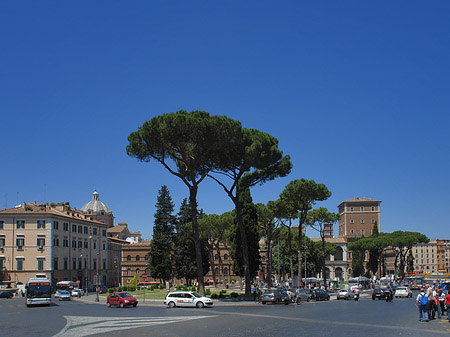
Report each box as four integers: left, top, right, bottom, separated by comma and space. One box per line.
81, 191, 112, 214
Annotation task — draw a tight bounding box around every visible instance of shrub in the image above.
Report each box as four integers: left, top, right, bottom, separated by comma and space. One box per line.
218, 293, 226, 299
182, 285, 188, 291
211, 293, 219, 299
230, 292, 239, 298
205, 289, 211, 295
150, 285, 155, 291
118, 287, 123, 292
176, 286, 182, 291
108, 288, 114, 293
220, 290, 227, 295
159, 284, 164, 290
129, 286, 136, 292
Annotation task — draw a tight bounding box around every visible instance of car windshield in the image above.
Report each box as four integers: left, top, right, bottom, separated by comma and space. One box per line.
60, 291, 70, 295
397, 287, 406, 291
119, 292, 133, 298
263, 291, 274, 295
190, 292, 201, 298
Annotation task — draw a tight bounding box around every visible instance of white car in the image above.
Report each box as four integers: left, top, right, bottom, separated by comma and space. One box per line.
164, 291, 213, 308
394, 287, 412, 298
71, 288, 85, 297
337, 289, 355, 300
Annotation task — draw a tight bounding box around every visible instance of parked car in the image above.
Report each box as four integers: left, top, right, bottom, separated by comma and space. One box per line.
0, 290, 13, 299
71, 288, 84, 297
58, 290, 72, 301
295, 289, 311, 303
372, 287, 391, 300
164, 291, 213, 308
107, 292, 138, 308
311, 289, 330, 301
337, 289, 355, 300
394, 286, 412, 298
259, 289, 287, 304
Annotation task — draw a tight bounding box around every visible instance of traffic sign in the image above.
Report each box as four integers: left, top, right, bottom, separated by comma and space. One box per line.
142, 273, 147, 279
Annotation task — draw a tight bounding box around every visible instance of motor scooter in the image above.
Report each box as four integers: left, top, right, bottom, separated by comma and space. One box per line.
354, 293, 359, 301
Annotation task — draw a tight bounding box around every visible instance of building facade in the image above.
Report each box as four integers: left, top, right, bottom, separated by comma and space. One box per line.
0, 202, 109, 288
338, 197, 381, 238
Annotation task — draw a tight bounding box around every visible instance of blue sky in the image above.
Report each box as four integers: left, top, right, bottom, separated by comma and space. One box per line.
1, 1, 449, 240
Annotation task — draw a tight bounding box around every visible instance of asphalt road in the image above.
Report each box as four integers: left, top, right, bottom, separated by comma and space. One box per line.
1, 293, 449, 337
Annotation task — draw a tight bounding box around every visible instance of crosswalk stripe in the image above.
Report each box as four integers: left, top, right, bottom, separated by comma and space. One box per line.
53, 315, 216, 337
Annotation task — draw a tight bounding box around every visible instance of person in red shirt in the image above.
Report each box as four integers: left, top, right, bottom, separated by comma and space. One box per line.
445, 290, 450, 322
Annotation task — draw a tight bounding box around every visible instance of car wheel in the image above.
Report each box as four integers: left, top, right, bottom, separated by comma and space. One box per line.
133, 303, 137, 307
107, 302, 111, 307
327, 296, 330, 301
296, 298, 302, 305
196, 301, 204, 308
119, 302, 124, 308
168, 301, 176, 308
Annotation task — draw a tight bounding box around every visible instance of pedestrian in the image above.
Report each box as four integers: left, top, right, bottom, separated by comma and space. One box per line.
252, 285, 257, 301
439, 289, 446, 315
416, 288, 428, 322
435, 289, 442, 319
426, 286, 434, 319
446, 290, 450, 322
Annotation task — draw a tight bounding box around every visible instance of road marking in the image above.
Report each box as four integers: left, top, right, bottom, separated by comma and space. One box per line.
215, 311, 449, 335
53, 315, 216, 337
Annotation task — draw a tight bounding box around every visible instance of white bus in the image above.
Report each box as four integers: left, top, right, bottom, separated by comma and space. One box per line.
26, 278, 52, 307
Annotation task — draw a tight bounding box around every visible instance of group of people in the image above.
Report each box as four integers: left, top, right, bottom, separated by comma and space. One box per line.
415, 285, 450, 322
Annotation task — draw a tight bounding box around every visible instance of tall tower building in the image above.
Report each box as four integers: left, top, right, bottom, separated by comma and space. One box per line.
337, 197, 381, 238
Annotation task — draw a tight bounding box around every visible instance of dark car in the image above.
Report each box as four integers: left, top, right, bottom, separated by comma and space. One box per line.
372, 287, 390, 300
311, 289, 330, 301
107, 292, 138, 308
0, 290, 13, 299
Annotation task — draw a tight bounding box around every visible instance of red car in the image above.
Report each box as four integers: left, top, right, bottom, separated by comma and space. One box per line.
107, 292, 138, 308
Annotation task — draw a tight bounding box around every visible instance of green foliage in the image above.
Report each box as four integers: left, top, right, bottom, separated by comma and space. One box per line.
108, 288, 114, 293
351, 249, 364, 277
129, 286, 136, 292
211, 293, 219, 299
205, 288, 211, 295
148, 185, 176, 283
150, 285, 155, 291
220, 289, 227, 295
173, 199, 210, 283
118, 287, 123, 292
176, 285, 182, 291
159, 284, 164, 290
230, 292, 239, 298
182, 285, 188, 291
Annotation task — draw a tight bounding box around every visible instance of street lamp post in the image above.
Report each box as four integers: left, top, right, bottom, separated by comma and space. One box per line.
95, 253, 99, 302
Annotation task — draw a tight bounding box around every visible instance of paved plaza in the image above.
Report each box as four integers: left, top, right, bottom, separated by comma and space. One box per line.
1, 291, 450, 337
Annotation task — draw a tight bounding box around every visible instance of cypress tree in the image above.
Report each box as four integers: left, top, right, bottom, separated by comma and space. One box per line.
148, 185, 175, 283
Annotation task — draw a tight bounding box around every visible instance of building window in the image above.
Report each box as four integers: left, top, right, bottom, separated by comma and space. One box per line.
72, 240, 77, 248
53, 258, 58, 270
84, 241, 88, 249
0, 236, 5, 247
16, 236, 25, 248
37, 220, 46, 229
102, 229, 107, 237
127, 269, 131, 277
84, 226, 88, 234
53, 237, 59, 247
78, 225, 82, 233
37, 236, 45, 247
0, 258, 3, 269
78, 241, 82, 248
102, 242, 106, 250
0, 220, 4, 230
72, 224, 77, 232
145, 255, 149, 261
350, 207, 354, 212
371, 207, 375, 211
72, 259, 76, 270
16, 220, 25, 229
93, 259, 97, 270
103, 259, 106, 270
361, 219, 364, 224
63, 222, 69, 231
17, 259, 24, 271
360, 207, 364, 211
351, 229, 354, 234
93, 228, 98, 236
78, 260, 82, 270
93, 241, 97, 249
63, 239, 69, 247
127, 255, 131, 261
224, 254, 228, 260
136, 255, 140, 261
350, 219, 354, 224
371, 219, 375, 223
361, 229, 365, 235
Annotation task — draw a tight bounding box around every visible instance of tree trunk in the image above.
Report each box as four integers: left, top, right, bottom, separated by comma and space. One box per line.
297, 223, 303, 288
234, 198, 251, 297
267, 236, 272, 289
288, 221, 294, 289
188, 184, 205, 296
